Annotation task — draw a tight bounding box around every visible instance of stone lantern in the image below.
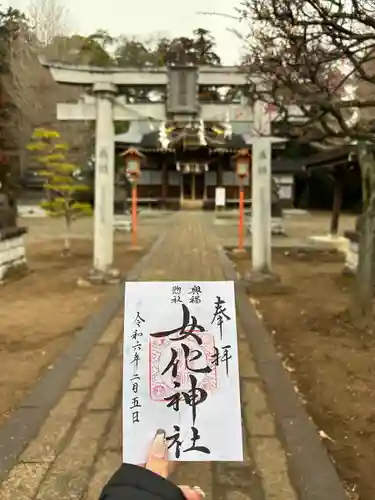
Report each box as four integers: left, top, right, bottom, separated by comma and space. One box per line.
0, 162, 28, 282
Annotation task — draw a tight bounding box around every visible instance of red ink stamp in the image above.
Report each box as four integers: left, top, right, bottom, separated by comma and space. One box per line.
149, 333, 218, 401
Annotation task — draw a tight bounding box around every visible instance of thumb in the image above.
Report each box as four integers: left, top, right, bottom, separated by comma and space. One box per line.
145, 429, 169, 478
179, 485, 205, 500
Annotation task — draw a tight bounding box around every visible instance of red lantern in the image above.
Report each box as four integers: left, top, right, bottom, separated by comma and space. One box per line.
235, 149, 251, 180
119, 147, 144, 248
120, 147, 143, 185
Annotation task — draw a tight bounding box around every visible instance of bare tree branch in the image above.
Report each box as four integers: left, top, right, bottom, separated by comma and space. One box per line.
239, 0, 375, 144
239, 0, 375, 321
4, 0, 92, 171
26, 0, 70, 46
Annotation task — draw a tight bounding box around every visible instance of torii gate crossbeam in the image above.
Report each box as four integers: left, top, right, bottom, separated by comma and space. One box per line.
40, 59, 257, 86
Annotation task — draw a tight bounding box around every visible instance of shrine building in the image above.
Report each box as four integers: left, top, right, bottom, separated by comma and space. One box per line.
115, 120, 298, 210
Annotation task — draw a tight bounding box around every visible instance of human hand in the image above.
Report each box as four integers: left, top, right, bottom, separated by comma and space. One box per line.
144, 429, 205, 500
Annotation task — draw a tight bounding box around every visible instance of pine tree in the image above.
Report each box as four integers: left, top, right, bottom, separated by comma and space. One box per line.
28, 127, 92, 255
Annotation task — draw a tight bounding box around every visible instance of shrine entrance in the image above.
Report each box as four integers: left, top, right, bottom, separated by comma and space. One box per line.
179, 162, 206, 201
182, 173, 205, 200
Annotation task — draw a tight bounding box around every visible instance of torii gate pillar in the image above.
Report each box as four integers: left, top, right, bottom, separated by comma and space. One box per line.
251, 101, 272, 274
92, 82, 117, 275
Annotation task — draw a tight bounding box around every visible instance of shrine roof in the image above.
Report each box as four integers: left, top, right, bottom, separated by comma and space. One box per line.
115, 121, 154, 145
273, 144, 356, 173
138, 130, 247, 152
299, 144, 355, 169
299, 144, 355, 167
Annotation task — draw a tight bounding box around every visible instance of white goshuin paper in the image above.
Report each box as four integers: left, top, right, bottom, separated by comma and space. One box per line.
123, 281, 243, 464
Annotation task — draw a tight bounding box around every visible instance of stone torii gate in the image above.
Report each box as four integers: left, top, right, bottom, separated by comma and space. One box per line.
41, 61, 301, 279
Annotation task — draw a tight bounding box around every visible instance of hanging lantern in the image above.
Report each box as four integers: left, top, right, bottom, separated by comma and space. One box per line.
159, 121, 170, 149
224, 111, 233, 139
198, 119, 207, 146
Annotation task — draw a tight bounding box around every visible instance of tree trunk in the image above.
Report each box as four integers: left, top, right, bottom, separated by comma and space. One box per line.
355, 210, 375, 328
353, 142, 375, 330
62, 216, 72, 257
330, 171, 343, 235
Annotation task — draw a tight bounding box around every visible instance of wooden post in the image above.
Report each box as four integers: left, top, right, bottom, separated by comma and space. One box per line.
217, 161, 223, 186
162, 162, 168, 201
180, 172, 184, 202
238, 183, 245, 250
131, 184, 137, 247
192, 173, 196, 200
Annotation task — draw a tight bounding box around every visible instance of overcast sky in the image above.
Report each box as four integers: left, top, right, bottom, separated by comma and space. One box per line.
4, 0, 246, 64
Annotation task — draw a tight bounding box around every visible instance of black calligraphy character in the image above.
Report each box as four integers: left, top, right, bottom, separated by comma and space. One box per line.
132, 381, 139, 393
171, 285, 183, 304
190, 285, 202, 295
150, 304, 205, 345
189, 295, 201, 304
131, 351, 141, 372
184, 426, 210, 455
131, 329, 143, 340
181, 344, 212, 374
211, 345, 232, 376
161, 347, 180, 387
164, 392, 181, 412
131, 374, 140, 393
132, 340, 142, 351
211, 296, 231, 340
130, 397, 141, 410
171, 296, 182, 304
189, 285, 202, 304
221, 345, 232, 376
133, 312, 145, 328
132, 411, 140, 423
211, 346, 220, 367
166, 425, 183, 459
161, 345, 210, 390
164, 374, 207, 425
185, 374, 207, 424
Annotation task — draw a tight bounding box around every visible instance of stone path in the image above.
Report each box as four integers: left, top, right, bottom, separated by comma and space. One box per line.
0, 212, 320, 499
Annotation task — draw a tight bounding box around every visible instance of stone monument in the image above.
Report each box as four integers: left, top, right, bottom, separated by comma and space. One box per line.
0, 179, 27, 281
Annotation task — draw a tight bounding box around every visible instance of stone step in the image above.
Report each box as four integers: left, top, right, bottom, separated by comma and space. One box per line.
180, 199, 203, 210
113, 218, 132, 232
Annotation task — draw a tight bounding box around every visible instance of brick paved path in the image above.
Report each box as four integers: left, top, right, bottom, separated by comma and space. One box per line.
0, 212, 297, 500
